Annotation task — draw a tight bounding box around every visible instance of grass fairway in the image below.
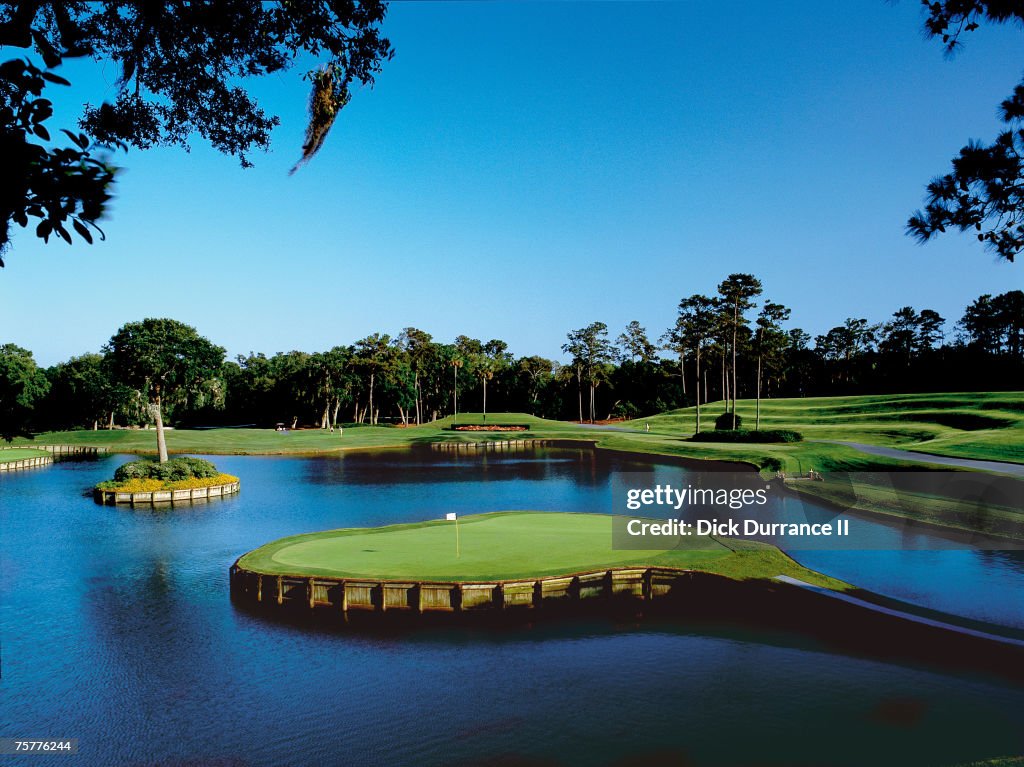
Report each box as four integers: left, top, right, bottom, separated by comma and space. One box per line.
13, 393, 1023, 472
6, 411, 960, 474
625, 391, 1024, 464
237, 511, 849, 589
0, 448, 49, 463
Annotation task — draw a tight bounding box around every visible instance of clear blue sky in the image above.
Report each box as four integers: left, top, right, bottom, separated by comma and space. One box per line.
2, 1, 1022, 366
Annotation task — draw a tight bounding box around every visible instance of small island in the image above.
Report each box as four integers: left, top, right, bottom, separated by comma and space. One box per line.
231, 511, 1024, 683
94, 456, 239, 506
230, 511, 848, 615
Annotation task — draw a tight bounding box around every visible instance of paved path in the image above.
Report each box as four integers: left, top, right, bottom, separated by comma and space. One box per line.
775, 575, 1024, 646
820, 440, 1024, 478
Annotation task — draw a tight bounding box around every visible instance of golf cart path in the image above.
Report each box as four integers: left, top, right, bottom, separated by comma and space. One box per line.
820, 440, 1024, 477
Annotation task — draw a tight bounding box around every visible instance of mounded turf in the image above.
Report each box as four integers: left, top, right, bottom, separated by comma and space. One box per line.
15, 393, 1024, 473
624, 391, 1024, 464
237, 511, 849, 589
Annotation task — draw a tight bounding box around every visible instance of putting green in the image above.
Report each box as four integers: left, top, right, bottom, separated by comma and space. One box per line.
237, 511, 849, 589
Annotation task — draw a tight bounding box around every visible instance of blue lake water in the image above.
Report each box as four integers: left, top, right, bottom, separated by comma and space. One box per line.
1, 447, 1022, 766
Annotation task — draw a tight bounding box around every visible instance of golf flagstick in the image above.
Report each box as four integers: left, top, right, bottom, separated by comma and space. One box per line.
446, 512, 459, 557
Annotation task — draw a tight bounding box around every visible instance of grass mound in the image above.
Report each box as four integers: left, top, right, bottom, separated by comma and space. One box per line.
628, 392, 1024, 464
691, 429, 803, 444
893, 412, 1015, 431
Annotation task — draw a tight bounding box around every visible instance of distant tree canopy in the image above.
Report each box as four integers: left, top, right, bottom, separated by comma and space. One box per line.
3, 282, 1023, 439
0, 1, 392, 263
908, 0, 1024, 262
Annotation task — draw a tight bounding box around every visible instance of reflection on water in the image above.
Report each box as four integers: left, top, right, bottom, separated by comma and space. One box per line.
1, 449, 1022, 767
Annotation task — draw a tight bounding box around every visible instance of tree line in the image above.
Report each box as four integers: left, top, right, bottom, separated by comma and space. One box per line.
2, 277, 1022, 441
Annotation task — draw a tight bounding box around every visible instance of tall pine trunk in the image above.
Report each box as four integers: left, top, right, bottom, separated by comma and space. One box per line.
732, 299, 739, 429
720, 353, 726, 403
368, 372, 375, 425
724, 360, 730, 411
576, 368, 583, 423
414, 372, 421, 425
694, 349, 702, 434
153, 393, 169, 463
756, 353, 762, 431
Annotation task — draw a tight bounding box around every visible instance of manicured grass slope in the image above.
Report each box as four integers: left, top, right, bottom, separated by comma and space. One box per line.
626, 392, 1024, 464
10, 412, 949, 474
238, 511, 849, 589
14, 392, 1023, 473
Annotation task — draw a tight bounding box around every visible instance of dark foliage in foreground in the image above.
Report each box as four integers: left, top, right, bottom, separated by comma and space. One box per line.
0, 1, 392, 259
909, 1, 1024, 261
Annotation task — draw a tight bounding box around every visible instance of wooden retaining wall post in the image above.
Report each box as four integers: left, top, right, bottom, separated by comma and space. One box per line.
231, 565, 704, 620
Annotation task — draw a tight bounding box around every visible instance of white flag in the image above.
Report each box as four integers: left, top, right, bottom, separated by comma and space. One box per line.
445, 512, 457, 521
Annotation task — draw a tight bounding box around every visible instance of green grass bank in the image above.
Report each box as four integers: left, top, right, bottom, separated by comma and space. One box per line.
13, 392, 1024, 471
0, 448, 50, 463
624, 391, 1024, 464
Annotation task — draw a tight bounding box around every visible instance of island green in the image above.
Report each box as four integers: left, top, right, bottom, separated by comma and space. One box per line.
237, 511, 849, 590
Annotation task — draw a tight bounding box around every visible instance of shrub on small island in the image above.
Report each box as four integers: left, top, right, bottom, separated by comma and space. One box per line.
114, 457, 219, 482
714, 412, 742, 430
97, 457, 237, 493
690, 429, 803, 443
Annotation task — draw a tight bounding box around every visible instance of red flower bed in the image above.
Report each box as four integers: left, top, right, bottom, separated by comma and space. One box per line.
451, 425, 529, 431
